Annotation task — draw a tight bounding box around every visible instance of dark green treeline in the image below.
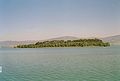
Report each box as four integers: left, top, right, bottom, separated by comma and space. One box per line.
15, 39, 110, 48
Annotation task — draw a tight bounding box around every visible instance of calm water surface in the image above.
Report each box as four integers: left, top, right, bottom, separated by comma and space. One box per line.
0, 46, 120, 81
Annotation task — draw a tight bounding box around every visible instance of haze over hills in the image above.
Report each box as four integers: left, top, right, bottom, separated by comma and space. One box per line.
47, 36, 79, 41
0, 35, 120, 47
0, 36, 78, 47
101, 35, 120, 45
0, 41, 39, 47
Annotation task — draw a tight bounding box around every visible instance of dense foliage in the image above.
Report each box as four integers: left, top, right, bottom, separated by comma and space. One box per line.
15, 39, 110, 48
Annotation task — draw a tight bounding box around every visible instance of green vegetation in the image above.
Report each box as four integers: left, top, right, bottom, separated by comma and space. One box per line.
15, 39, 110, 48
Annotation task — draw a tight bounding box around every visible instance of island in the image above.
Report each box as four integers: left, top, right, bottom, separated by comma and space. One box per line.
15, 38, 110, 48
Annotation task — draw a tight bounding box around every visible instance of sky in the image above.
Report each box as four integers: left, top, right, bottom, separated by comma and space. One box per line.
0, 0, 120, 41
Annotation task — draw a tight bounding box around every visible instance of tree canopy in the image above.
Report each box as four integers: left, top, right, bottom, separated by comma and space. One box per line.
15, 39, 110, 48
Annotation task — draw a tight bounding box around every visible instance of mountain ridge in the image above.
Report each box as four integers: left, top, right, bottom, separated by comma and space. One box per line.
47, 36, 79, 41
0, 36, 78, 47
0, 35, 120, 47
101, 35, 120, 44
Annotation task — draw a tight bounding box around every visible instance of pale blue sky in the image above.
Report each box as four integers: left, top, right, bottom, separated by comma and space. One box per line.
0, 0, 120, 41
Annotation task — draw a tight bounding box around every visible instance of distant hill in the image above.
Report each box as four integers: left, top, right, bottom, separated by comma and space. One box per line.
0, 36, 78, 47
47, 36, 79, 41
101, 35, 120, 45
0, 41, 38, 47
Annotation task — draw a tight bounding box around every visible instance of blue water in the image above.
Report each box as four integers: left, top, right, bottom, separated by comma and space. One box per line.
0, 46, 120, 81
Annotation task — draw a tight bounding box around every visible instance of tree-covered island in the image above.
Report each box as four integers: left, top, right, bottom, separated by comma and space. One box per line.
15, 39, 110, 48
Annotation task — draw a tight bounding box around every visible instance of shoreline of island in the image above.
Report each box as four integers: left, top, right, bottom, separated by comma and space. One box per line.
14, 38, 110, 48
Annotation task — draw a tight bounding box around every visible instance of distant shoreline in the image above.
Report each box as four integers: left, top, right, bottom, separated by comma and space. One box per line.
15, 46, 110, 48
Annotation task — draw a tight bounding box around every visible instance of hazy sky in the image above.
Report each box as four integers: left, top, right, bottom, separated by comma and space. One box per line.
0, 0, 120, 41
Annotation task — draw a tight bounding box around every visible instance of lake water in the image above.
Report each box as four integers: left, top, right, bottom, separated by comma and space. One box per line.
0, 46, 120, 81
